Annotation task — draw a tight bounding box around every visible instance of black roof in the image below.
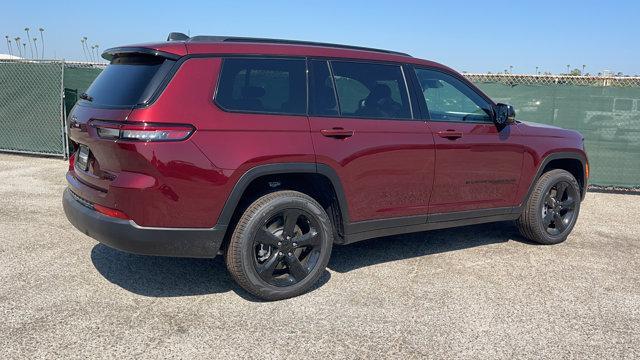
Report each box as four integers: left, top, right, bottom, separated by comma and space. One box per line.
166, 32, 411, 57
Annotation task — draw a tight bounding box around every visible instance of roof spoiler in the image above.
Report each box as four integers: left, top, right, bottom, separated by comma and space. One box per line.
101, 46, 181, 61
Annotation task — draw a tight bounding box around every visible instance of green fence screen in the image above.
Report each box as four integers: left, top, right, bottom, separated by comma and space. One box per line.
470, 74, 640, 187
1, 61, 639, 187
0, 61, 64, 155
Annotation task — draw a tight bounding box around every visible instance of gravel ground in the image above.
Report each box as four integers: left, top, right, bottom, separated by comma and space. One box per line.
0, 153, 639, 359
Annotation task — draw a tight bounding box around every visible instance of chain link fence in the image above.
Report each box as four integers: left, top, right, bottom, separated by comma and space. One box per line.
466, 74, 640, 187
0, 59, 105, 157
1, 61, 639, 187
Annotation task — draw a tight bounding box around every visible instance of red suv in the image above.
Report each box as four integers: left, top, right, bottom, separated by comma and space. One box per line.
63, 33, 588, 300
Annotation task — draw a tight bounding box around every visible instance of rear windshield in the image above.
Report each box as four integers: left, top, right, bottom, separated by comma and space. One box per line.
83, 54, 175, 107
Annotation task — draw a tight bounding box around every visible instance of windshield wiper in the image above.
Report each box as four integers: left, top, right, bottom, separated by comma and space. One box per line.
79, 92, 93, 102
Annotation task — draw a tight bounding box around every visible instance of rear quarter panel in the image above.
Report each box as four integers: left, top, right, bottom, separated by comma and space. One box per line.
130, 57, 315, 226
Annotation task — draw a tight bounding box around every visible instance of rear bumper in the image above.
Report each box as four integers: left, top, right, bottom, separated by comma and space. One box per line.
63, 188, 226, 258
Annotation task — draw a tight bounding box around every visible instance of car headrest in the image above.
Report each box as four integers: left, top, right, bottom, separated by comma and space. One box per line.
368, 83, 392, 102
241, 86, 266, 98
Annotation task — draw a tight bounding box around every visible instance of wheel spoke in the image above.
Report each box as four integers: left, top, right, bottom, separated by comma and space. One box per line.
555, 182, 568, 201
256, 253, 280, 280
561, 198, 576, 210
255, 228, 281, 246
294, 229, 320, 247
282, 209, 300, 238
542, 211, 554, 226
554, 213, 566, 232
285, 254, 308, 281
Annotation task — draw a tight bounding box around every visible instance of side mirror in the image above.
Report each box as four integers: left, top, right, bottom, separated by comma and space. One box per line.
494, 103, 516, 126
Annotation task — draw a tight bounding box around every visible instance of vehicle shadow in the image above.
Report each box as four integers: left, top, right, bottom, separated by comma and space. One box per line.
90, 221, 529, 299
90, 244, 331, 301
328, 221, 531, 273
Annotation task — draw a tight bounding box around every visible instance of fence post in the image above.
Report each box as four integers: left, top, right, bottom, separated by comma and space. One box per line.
61, 59, 68, 159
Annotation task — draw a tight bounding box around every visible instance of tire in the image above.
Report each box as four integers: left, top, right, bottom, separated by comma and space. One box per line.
516, 169, 581, 245
225, 190, 333, 300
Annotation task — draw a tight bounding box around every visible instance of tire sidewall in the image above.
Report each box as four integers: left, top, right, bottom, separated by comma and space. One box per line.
237, 194, 333, 299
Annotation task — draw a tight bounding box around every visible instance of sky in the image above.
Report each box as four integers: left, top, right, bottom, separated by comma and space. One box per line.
1, 0, 638, 75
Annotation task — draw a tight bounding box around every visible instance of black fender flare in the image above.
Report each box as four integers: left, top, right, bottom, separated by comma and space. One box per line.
518, 151, 588, 210
214, 163, 350, 228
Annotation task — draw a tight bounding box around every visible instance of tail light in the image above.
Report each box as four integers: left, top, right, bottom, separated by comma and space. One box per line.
93, 203, 130, 220
91, 121, 194, 142
68, 151, 76, 171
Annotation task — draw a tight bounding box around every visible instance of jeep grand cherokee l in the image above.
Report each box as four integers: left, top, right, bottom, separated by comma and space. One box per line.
63, 33, 588, 300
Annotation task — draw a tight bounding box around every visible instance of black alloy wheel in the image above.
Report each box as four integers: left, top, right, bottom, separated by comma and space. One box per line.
541, 180, 578, 236
253, 208, 323, 286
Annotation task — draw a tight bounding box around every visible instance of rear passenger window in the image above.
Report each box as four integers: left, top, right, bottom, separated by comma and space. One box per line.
330, 61, 412, 120
216, 58, 306, 115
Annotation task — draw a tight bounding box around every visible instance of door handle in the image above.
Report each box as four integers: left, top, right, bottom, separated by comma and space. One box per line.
436, 130, 463, 140
321, 128, 354, 139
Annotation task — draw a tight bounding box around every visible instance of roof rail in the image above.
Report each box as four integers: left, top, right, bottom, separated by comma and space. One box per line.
166, 32, 411, 57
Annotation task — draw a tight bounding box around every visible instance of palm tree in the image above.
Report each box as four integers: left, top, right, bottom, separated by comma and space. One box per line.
38, 28, 44, 59
90, 45, 96, 61
82, 37, 90, 61
24, 28, 34, 58
80, 38, 88, 61
566, 64, 570, 74
14, 37, 22, 57
32, 38, 38, 59
5, 35, 12, 56
94, 44, 99, 62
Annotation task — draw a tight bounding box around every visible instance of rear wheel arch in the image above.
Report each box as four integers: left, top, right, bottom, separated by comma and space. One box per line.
216, 163, 349, 246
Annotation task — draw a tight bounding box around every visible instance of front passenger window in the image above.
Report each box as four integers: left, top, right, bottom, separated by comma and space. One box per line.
414, 68, 493, 122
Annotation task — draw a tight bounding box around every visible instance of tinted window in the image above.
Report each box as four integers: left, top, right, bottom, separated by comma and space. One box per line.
84, 55, 174, 107
308, 60, 338, 116
330, 61, 411, 119
216, 58, 306, 115
414, 68, 493, 122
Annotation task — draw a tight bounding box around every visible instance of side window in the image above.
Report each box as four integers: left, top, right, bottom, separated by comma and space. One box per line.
308, 60, 339, 116
414, 68, 493, 122
215, 58, 306, 115
330, 61, 412, 120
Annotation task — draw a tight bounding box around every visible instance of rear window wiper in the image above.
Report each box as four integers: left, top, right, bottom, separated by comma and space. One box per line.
79, 92, 93, 102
